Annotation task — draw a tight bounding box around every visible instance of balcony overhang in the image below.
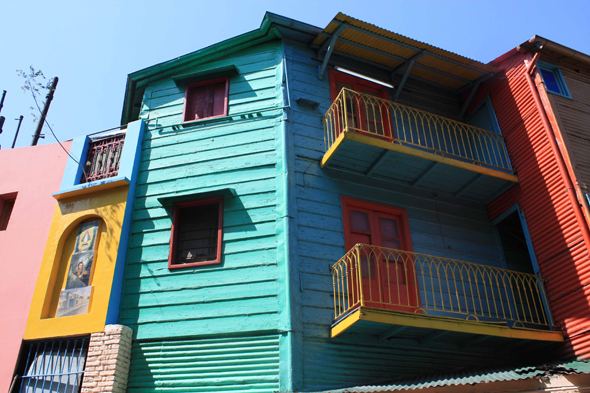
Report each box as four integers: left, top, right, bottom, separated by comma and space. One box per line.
322, 89, 518, 204
312, 13, 500, 96
330, 245, 564, 350
323, 131, 518, 204
332, 307, 564, 343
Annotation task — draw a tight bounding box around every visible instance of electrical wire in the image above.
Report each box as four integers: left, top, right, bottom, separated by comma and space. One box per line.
30, 83, 89, 180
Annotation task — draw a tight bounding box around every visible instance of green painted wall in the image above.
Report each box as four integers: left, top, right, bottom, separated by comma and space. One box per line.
120, 39, 292, 392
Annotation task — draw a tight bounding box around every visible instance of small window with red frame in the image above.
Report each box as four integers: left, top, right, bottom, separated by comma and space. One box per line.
169, 197, 223, 269
183, 77, 229, 123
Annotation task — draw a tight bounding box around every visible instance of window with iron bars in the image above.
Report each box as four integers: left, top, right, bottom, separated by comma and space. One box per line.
14, 337, 89, 393
81, 133, 125, 184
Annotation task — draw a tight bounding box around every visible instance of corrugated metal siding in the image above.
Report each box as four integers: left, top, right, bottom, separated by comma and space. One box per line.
127, 334, 280, 393
308, 360, 590, 392
481, 52, 590, 358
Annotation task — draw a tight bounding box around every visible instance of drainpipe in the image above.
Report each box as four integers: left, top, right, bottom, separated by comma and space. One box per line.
523, 51, 590, 253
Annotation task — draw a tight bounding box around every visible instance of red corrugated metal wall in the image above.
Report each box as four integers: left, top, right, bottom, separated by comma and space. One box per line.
475, 51, 590, 359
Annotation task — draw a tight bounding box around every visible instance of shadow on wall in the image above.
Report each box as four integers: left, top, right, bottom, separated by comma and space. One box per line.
118, 189, 255, 334
486, 66, 590, 360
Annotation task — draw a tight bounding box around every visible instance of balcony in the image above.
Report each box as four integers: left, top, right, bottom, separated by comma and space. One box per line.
322, 89, 518, 203
331, 244, 563, 344
81, 133, 126, 184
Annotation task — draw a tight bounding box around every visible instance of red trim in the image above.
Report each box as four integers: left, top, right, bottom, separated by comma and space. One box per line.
341, 196, 412, 252
168, 196, 224, 269
328, 70, 393, 140
328, 69, 389, 101
182, 77, 230, 123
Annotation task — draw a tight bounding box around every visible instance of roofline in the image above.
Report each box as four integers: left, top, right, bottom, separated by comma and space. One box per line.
517, 35, 590, 66
120, 12, 321, 125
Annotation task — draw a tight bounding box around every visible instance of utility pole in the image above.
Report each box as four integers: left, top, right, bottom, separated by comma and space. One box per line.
0, 91, 6, 136
12, 116, 23, 148
31, 77, 58, 146
0, 90, 6, 114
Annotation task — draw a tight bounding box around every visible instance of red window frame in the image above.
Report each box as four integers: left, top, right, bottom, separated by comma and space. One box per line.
168, 196, 224, 269
328, 69, 393, 139
182, 77, 229, 123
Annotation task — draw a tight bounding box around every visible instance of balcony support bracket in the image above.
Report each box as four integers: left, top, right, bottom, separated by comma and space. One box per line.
318, 24, 347, 80
393, 51, 424, 102
365, 150, 390, 177
454, 173, 483, 198
459, 79, 483, 120
379, 325, 407, 341
412, 162, 439, 187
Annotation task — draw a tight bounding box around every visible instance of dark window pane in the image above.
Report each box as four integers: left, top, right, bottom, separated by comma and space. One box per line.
541, 69, 561, 94
350, 210, 371, 232
175, 203, 219, 264
0, 198, 15, 231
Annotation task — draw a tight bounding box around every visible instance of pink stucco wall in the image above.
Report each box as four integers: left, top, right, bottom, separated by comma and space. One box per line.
0, 142, 71, 392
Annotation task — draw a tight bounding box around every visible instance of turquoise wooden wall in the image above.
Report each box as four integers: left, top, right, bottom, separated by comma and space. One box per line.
127, 334, 281, 392
284, 40, 510, 390
120, 40, 288, 392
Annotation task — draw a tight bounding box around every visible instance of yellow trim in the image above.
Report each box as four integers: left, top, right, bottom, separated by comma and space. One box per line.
343, 132, 519, 183
331, 307, 564, 342
321, 132, 346, 168
331, 309, 362, 338
25, 186, 128, 340
53, 178, 130, 201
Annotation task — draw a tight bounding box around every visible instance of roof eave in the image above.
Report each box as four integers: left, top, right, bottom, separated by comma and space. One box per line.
120, 12, 321, 125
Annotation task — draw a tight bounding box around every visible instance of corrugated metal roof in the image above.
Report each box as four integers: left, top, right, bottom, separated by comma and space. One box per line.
305, 360, 590, 392
312, 13, 501, 91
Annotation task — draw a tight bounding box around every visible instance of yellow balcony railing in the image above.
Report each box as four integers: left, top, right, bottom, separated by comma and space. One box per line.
323, 88, 513, 172
331, 244, 554, 329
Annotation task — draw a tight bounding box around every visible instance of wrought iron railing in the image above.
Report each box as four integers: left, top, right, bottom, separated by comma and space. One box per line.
81, 133, 125, 183
323, 88, 513, 172
17, 337, 88, 393
331, 244, 554, 328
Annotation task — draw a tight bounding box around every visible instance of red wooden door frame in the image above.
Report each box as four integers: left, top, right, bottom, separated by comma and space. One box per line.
341, 196, 420, 312
329, 69, 393, 139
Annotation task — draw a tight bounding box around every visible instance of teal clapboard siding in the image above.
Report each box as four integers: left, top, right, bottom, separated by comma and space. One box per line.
119, 40, 285, 344
284, 41, 508, 390
127, 334, 281, 393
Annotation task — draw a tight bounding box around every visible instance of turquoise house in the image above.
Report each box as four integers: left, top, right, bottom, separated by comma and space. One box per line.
118, 12, 567, 392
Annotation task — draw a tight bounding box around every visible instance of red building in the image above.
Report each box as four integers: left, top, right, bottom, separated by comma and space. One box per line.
477, 38, 590, 360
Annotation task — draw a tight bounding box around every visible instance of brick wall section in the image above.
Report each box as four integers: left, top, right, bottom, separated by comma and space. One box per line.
81, 325, 133, 393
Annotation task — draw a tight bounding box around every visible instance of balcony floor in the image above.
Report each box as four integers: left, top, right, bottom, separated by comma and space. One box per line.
322, 132, 519, 204
332, 307, 564, 349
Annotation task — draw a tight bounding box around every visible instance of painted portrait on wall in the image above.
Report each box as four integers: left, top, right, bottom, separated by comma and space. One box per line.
74, 220, 100, 253
65, 251, 95, 289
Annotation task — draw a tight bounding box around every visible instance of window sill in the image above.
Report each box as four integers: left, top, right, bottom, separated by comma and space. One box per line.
181, 114, 228, 127
52, 176, 130, 201
546, 89, 572, 100
169, 259, 221, 270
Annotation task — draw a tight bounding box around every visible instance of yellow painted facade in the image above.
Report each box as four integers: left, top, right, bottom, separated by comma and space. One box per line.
25, 185, 129, 340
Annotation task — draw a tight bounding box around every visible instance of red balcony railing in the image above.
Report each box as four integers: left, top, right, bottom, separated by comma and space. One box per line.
81, 133, 125, 183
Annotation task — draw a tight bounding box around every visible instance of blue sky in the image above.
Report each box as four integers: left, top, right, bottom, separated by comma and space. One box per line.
2, 0, 589, 148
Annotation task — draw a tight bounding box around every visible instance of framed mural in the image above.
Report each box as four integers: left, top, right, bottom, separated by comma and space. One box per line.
56, 220, 101, 318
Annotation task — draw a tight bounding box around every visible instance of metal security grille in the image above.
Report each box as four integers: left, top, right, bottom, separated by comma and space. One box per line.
81, 133, 125, 183
16, 337, 88, 393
